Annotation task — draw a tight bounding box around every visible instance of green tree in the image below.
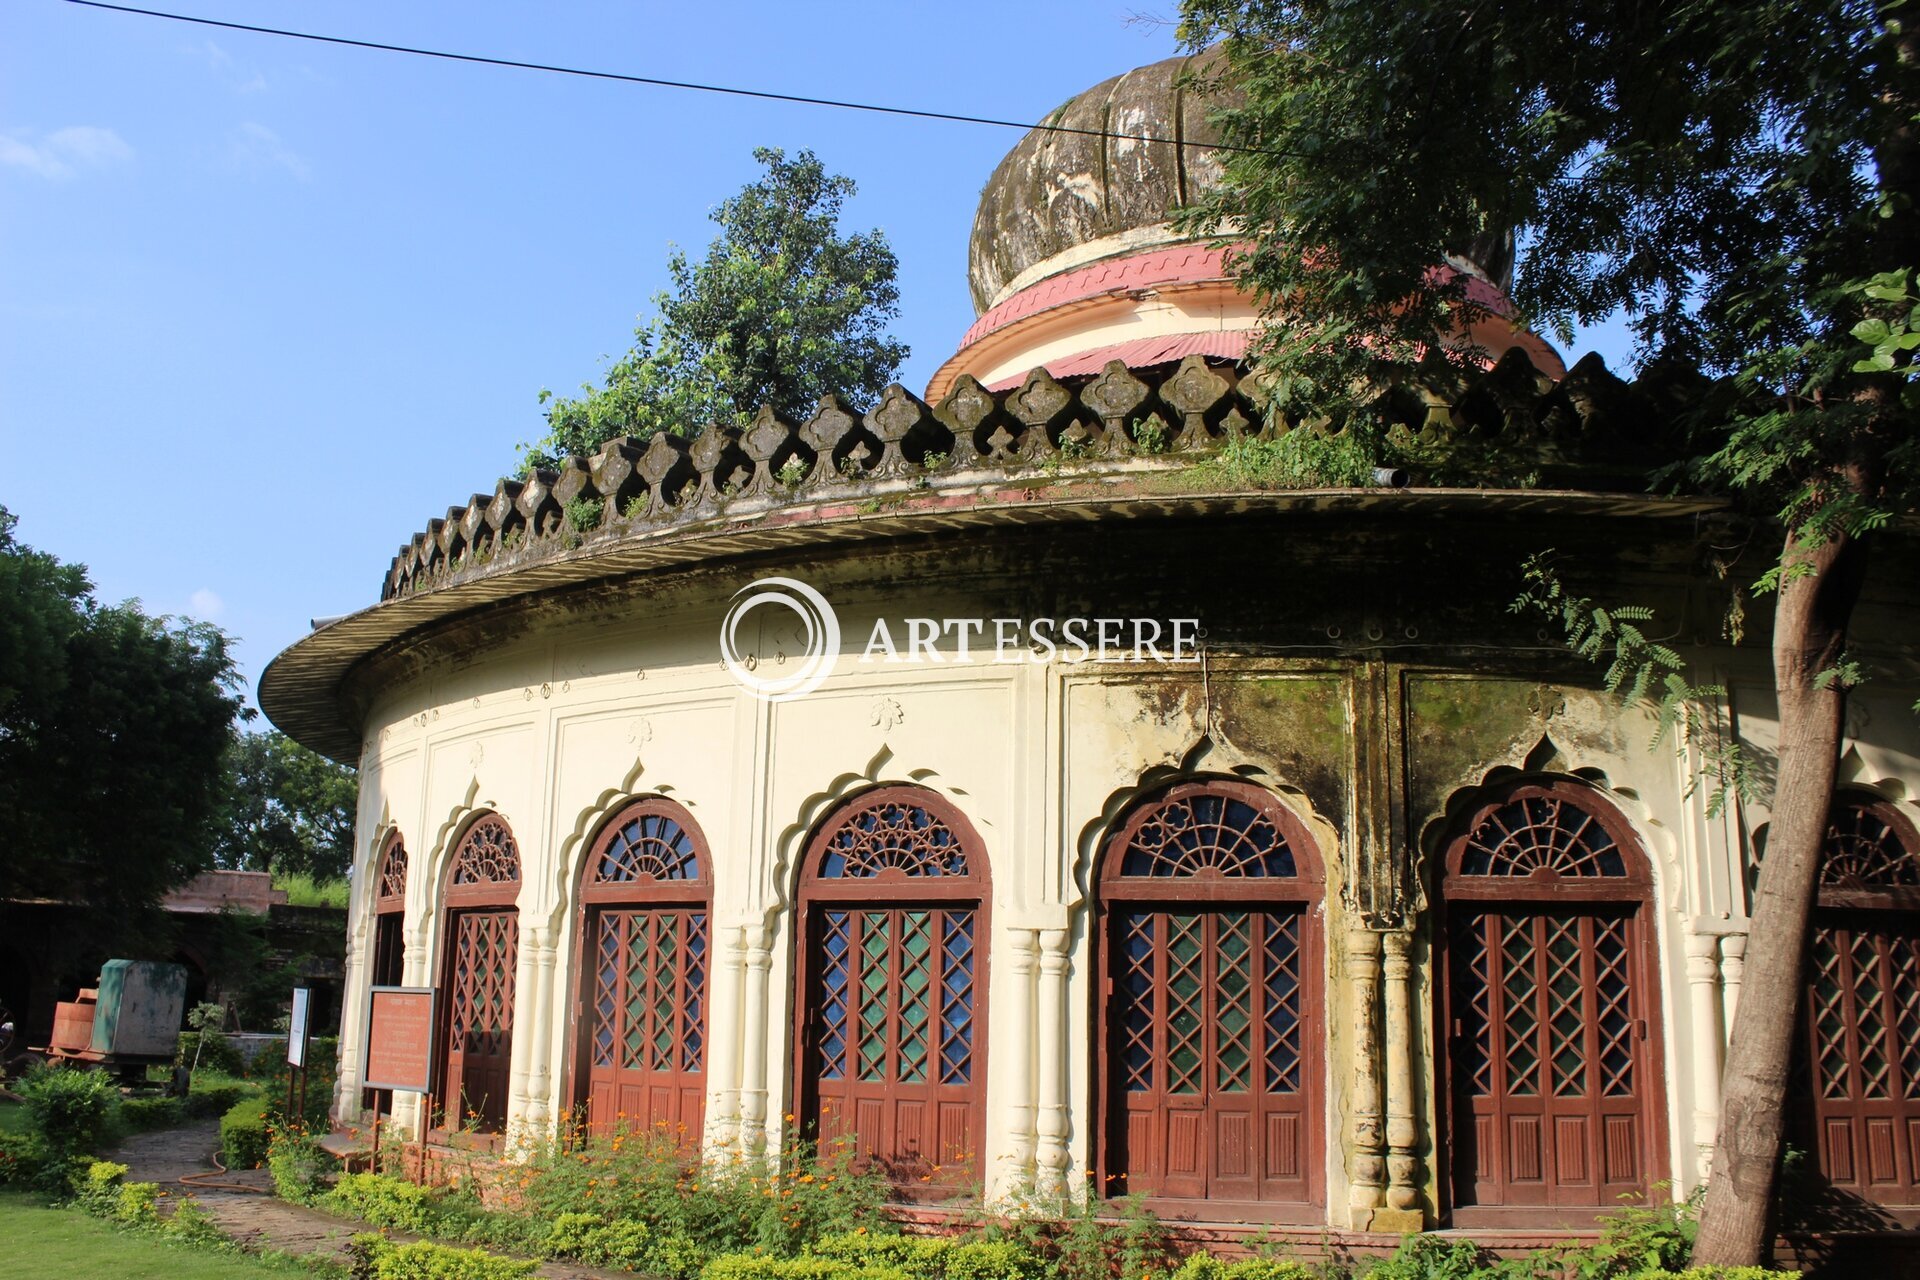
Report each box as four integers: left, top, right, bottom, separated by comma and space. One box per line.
0, 505, 245, 962
212, 729, 358, 879
1177, 1, 1918, 1262
526, 147, 907, 467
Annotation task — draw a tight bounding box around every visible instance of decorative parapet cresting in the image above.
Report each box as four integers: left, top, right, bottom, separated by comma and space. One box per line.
382, 348, 1674, 601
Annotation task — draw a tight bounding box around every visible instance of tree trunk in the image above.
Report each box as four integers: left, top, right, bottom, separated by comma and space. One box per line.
1692, 523, 1870, 1266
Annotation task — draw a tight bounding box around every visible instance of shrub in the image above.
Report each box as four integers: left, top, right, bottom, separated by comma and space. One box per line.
17, 1063, 119, 1157
163, 1197, 228, 1246
517, 1122, 886, 1260
268, 1118, 332, 1203
73, 1159, 163, 1225
344, 1234, 538, 1280
0, 1130, 47, 1186
1357, 1234, 1489, 1280
946, 1239, 1050, 1280
119, 1095, 185, 1133
177, 1029, 247, 1077
220, 1094, 272, 1169
540, 1209, 711, 1276
1173, 1255, 1316, 1280
1633, 1272, 1799, 1280
76, 1159, 132, 1216
327, 1171, 444, 1233
702, 1256, 908, 1280
186, 1077, 257, 1118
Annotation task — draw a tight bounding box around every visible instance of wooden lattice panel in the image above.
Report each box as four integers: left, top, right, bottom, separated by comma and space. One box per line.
1446, 907, 1650, 1212
1098, 780, 1323, 1215
442, 908, 517, 1133
797, 786, 986, 1195
584, 908, 707, 1140
1441, 781, 1659, 1220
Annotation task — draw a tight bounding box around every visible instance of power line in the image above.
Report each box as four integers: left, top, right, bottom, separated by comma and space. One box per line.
64, 0, 1279, 157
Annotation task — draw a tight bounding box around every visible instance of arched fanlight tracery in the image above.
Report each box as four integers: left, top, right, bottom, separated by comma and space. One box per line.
375, 834, 409, 909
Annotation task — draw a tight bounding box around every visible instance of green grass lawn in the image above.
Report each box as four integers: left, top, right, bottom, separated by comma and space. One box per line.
0, 1193, 325, 1278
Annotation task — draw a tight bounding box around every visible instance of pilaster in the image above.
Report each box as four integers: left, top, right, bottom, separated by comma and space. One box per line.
999, 928, 1039, 1194
740, 920, 775, 1151
706, 923, 747, 1154
1379, 929, 1423, 1229
1035, 927, 1072, 1197
1685, 931, 1725, 1180
1345, 927, 1387, 1225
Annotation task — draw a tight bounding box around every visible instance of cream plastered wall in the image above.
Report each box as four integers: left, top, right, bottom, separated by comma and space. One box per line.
329, 566, 1920, 1227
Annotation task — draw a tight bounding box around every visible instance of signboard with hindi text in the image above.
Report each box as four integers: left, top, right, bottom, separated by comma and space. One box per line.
363, 986, 435, 1093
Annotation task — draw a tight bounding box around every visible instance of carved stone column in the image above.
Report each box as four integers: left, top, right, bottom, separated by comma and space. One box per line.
334, 927, 366, 1124
999, 929, 1039, 1194
707, 924, 747, 1153
1719, 933, 1747, 1032
505, 920, 543, 1140
1378, 930, 1424, 1229
522, 924, 559, 1135
1035, 928, 1072, 1198
1346, 928, 1387, 1225
1685, 932, 1725, 1182
739, 921, 775, 1152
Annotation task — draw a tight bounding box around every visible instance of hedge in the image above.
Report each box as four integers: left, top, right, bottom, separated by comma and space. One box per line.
344, 1234, 537, 1280
219, 1094, 271, 1169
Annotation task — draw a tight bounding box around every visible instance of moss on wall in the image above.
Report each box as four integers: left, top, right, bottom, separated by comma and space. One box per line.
1215, 673, 1350, 826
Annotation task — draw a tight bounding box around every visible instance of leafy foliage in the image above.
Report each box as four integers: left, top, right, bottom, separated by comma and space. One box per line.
212, 728, 358, 879
1512, 554, 1755, 816
0, 507, 244, 963
526, 147, 906, 467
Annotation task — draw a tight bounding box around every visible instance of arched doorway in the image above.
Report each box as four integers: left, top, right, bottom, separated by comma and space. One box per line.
1095, 779, 1325, 1218
372, 833, 408, 988
793, 786, 987, 1193
1438, 780, 1666, 1222
573, 797, 710, 1143
364, 834, 408, 1112
1797, 793, 1920, 1210
435, 813, 519, 1135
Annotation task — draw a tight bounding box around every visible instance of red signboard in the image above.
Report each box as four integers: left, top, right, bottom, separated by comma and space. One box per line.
364, 986, 435, 1093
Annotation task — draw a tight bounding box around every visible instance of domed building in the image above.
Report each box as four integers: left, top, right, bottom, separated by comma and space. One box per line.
263, 51, 1920, 1239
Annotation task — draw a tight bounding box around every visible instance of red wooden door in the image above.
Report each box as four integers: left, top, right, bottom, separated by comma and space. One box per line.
1446, 906, 1650, 1210
436, 812, 520, 1135
806, 904, 978, 1181
1439, 782, 1664, 1223
444, 907, 517, 1131
1796, 797, 1920, 1208
795, 787, 986, 1195
575, 797, 711, 1145
1110, 906, 1310, 1203
1097, 780, 1324, 1218
585, 907, 708, 1139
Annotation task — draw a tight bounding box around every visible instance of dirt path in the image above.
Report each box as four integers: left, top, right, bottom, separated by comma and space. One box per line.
106, 1119, 624, 1279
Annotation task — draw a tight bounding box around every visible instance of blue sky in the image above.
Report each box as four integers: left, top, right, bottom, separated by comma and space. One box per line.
2, 2, 1630, 709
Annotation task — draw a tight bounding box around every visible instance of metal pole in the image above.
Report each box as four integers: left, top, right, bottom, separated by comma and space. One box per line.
370, 1091, 382, 1172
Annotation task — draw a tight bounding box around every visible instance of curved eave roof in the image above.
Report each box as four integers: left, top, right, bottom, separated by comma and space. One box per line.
261, 484, 1724, 764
